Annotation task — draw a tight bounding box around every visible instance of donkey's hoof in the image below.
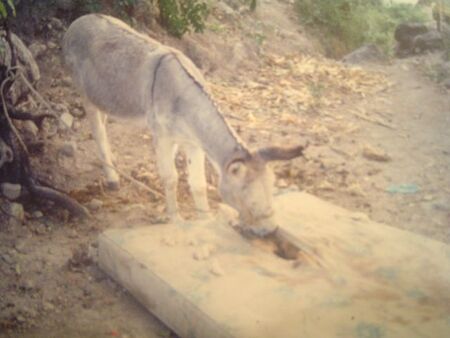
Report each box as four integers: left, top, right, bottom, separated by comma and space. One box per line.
105, 180, 120, 191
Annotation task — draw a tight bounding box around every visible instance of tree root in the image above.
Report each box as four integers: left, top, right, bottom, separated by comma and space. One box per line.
26, 178, 90, 219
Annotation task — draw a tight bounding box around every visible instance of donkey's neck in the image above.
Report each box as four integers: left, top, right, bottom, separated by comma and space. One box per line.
184, 94, 250, 171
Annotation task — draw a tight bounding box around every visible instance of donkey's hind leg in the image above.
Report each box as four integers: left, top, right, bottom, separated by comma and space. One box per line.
185, 145, 211, 219
84, 99, 120, 190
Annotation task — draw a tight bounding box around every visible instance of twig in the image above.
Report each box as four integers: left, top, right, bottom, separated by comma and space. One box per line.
27, 181, 90, 219
350, 109, 396, 130
0, 72, 29, 155
17, 70, 57, 117
94, 159, 165, 199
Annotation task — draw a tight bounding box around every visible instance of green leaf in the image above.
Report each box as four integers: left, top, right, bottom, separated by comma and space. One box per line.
7, 0, 16, 17
0, 3, 7, 18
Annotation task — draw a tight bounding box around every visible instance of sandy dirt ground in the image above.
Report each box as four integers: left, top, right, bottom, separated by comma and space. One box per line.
1, 0, 449, 337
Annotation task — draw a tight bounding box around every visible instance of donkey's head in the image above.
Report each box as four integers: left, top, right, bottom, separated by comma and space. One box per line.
219, 145, 306, 236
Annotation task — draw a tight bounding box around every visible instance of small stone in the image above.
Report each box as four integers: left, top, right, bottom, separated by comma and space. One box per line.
20, 279, 35, 290
34, 224, 47, 235
87, 198, 103, 210
443, 78, 450, 89
60, 112, 74, 130
47, 41, 58, 50
14, 241, 28, 254
60, 76, 72, 87
22, 120, 39, 138
42, 302, 55, 311
32, 210, 44, 219
346, 183, 365, 197
68, 229, 79, 239
362, 145, 391, 162
16, 315, 26, 323
193, 244, 215, 260
1, 253, 14, 265
276, 179, 289, 188
8, 202, 25, 223
59, 141, 77, 157
49, 17, 64, 31
210, 259, 225, 276
162, 236, 176, 247
317, 181, 334, 191
28, 42, 47, 59
1, 183, 21, 200
351, 212, 369, 222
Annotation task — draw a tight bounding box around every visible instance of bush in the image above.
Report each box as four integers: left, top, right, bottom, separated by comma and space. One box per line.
295, 0, 427, 57
77, 0, 209, 38
157, 0, 209, 37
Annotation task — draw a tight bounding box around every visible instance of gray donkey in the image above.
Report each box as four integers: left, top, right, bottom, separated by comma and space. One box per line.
63, 14, 305, 235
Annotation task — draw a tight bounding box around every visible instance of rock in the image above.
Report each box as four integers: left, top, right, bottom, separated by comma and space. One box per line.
443, 78, 450, 89
362, 145, 391, 162
87, 198, 103, 210
49, 17, 64, 31
193, 244, 215, 260
60, 76, 72, 87
47, 41, 59, 50
216, 1, 236, 17
394, 23, 429, 57
1, 183, 21, 200
60, 112, 74, 130
59, 141, 77, 157
395, 23, 429, 44
351, 212, 370, 222
19, 279, 35, 291
276, 178, 289, 188
55, 0, 77, 11
28, 42, 47, 59
342, 44, 386, 64
22, 120, 39, 138
8, 202, 25, 223
43, 301, 55, 312
32, 210, 44, 219
210, 259, 225, 276
1, 34, 41, 104
0, 137, 13, 168
1, 252, 14, 265
413, 30, 443, 53
346, 183, 365, 197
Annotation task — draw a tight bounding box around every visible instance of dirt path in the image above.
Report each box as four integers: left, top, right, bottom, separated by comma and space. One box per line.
1, 1, 449, 337
308, 58, 450, 243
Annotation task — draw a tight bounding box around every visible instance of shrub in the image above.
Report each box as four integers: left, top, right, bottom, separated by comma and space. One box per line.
295, 0, 427, 57
77, 0, 209, 38
157, 0, 209, 37
0, 0, 15, 18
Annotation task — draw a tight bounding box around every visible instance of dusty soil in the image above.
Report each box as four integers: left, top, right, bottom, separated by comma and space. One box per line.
1, 0, 449, 337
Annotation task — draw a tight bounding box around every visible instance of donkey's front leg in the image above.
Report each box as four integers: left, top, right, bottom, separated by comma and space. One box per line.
84, 99, 120, 190
154, 136, 181, 222
185, 145, 211, 219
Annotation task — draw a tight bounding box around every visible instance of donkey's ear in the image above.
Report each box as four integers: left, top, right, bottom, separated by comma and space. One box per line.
256, 144, 308, 162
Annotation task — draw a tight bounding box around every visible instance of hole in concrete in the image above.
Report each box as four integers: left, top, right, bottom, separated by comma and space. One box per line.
236, 227, 301, 261
264, 231, 300, 261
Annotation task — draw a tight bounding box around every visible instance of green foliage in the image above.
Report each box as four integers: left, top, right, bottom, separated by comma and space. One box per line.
0, 0, 16, 18
295, 0, 427, 57
158, 0, 209, 37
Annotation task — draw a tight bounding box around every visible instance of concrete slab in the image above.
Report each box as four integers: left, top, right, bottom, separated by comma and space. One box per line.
98, 192, 450, 338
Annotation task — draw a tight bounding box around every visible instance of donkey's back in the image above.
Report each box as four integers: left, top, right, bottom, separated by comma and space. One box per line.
63, 14, 203, 119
